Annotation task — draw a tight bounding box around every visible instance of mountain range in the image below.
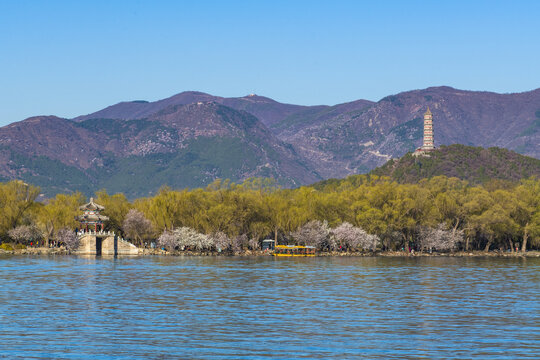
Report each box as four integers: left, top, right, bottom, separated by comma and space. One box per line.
1, 86, 539, 197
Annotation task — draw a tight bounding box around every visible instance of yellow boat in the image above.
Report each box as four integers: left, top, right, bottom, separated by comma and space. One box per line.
273, 245, 316, 257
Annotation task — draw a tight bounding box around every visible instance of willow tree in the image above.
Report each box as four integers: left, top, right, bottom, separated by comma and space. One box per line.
0, 181, 40, 236
94, 190, 131, 233
513, 179, 540, 251
135, 187, 184, 232
263, 193, 304, 245
38, 192, 86, 244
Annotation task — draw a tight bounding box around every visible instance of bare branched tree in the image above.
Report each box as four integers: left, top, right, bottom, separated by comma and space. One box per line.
232, 234, 248, 253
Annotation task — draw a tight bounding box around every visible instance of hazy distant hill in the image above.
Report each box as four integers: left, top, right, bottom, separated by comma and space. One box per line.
370, 144, 540, 184
1, 86, 539, 196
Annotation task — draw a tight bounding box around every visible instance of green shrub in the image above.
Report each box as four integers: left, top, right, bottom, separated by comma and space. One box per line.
14, 243, 27, 250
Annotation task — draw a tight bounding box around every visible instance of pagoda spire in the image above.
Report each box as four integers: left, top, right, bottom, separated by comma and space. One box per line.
421, 107, 434, 150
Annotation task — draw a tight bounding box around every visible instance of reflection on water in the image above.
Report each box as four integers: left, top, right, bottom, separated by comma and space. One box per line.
0, 256, 538, 359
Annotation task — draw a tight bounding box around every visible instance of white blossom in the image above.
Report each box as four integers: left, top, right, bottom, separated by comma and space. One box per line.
418, 223, 463, 251
248, 238, 260, 250
157, 227, 212, 251
122, 209, 153, 245
232, 234, 248, 252
8, 225, 43, 244
210, 232, 230, 252
332, 222, 380, 251
291, 220, 331, 250
157, 230, 177, 251
56, 227, 79, 251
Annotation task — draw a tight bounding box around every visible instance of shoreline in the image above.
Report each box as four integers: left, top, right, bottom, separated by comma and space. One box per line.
1, 247, 539, 258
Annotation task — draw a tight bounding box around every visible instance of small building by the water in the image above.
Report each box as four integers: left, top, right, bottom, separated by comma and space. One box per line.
76, 197, 109, 232
75, 198, 138, 256
262, 239, 275, 251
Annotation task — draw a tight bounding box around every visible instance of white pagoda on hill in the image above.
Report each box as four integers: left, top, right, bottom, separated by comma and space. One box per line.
414, 107, 435, 155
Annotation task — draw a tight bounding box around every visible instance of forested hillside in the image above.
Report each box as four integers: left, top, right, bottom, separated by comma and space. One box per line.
370, 144, 540, 184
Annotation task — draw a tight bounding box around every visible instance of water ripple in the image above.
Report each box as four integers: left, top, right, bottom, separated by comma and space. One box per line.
0, 255, 538, 359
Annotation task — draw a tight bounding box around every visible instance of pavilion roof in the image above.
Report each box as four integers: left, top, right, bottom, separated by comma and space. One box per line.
79, 197, 105, 212
76, 213, 109, 222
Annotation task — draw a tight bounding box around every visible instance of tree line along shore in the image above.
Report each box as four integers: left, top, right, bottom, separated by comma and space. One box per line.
0, 175, 539, 255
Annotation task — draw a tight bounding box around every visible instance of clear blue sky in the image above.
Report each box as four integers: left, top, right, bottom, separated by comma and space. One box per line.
1, 0, 539, 126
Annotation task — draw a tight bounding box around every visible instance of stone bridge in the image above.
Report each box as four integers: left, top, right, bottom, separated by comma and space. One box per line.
76, 231, 139, 256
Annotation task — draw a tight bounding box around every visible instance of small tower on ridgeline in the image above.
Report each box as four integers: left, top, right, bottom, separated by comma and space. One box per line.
422, 107, 434, 150
415, 107, 435, 155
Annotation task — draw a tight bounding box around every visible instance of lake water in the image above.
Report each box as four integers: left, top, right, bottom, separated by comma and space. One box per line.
0, 255, 538, 359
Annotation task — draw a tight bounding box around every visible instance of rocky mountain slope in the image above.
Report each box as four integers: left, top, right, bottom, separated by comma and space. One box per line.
74, 86, 540, 179
0, 103, 320, 197
275, 86, 540, 178
1, 86, 539, 197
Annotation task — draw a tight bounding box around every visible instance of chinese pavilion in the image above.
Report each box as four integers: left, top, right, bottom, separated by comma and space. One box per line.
76, 197, 109, 232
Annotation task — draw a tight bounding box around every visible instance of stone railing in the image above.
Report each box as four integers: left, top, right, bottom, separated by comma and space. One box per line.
77, 230, 115, 237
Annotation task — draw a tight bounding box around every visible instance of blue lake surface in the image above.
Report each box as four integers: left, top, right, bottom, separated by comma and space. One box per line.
0, 255, 538, 359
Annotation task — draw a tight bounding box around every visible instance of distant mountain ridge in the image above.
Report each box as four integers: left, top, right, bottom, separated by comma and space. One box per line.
1, 86, 539, 197
0, 103, 321, 197
275, 86, 540, 178
74, 91, 314, 128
